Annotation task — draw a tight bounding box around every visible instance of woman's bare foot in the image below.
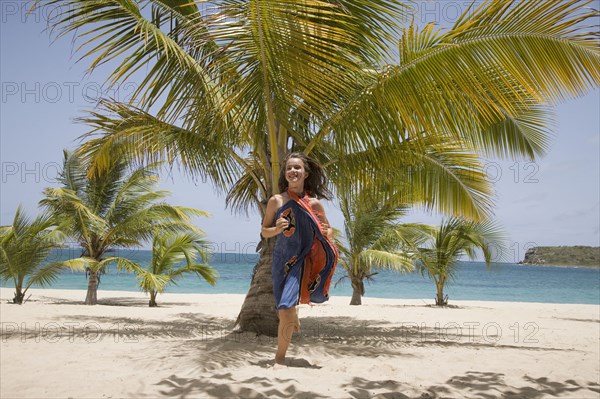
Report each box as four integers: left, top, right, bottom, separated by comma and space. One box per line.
273, 357, 287, 369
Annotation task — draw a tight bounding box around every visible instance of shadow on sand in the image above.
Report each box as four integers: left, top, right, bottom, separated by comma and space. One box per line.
421, 371, 600, 399
8, 305, 595, 399
151, 372, 328, 399
145, 370, 598, 399
25, 295, 196, 308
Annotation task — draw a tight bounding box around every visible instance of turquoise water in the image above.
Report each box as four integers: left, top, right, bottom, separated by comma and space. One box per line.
2, 249, 599, 304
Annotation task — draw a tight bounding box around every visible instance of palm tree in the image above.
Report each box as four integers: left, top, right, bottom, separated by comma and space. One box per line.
336, 135, 502, 305
32, 0, 600, 332
0, 207, 76, 304
413, 217, 507, 306
40, 151, 209, 305
117, 230, 218, 307
337, 189, 430, 305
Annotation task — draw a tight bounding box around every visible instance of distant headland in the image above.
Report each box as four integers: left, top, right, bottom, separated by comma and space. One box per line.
519, 246, 600, 267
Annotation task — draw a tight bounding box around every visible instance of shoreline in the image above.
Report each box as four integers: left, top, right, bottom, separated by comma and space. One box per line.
2, 287, 599, 398
2, 286, 598, 306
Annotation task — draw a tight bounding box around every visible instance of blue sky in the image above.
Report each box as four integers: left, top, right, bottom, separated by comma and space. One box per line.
1, 1, 598, 263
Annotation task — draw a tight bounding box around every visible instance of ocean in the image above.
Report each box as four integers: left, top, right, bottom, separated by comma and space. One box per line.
3, 249, 599, 305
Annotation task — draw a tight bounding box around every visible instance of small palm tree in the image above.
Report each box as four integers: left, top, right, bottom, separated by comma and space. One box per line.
413, 217, 507, 306
40, 151, 209, 305
336, 139, 489, 305
117, 230, 218, 307
0, 207, 77, 304
338, 192, 428, 305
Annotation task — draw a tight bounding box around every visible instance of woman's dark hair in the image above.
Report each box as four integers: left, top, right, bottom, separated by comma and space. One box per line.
278, 152, 332, 200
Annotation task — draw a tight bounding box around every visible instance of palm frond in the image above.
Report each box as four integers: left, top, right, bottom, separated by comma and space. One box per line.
358, 249, 414, 273
225, 156, 267, 216
59, 257, 100, 271
137, 270, 171, 293
32, 0, 221, 112
323, 0, 599, 162
372, 223, 435, 252
76, 100, 241, 192
331, 137, 495, 220
25, 259, 84, 290
170, 263, 218, 286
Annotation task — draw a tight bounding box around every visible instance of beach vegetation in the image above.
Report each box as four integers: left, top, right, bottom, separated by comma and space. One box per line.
0, 207, 75, 304
337, 191, 432, 305
32, 0, 600, 332
520, 246, 600, 267
40, 151, 209, 305
335, 135, 503, 304
412, 217, 507, 306
115, 229, 217, 307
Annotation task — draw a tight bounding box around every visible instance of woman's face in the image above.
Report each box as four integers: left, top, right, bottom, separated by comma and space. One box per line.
285, 157, 308, 185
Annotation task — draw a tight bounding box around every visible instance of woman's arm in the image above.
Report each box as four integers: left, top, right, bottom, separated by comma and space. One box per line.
261, 196, 288, 238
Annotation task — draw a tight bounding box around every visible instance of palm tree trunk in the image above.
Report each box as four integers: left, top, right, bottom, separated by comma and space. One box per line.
85, 270, 98, 305
435, 280, 447, 306
13, 291, 25, 304
235, 237, 279, 336
13, 276, 24, 304
149, 291, 158, 307
350, 277, 364, 306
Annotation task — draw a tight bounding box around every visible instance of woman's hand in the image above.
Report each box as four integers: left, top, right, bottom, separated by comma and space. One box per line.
320, 222, 332, 238
275, 217, 289, 233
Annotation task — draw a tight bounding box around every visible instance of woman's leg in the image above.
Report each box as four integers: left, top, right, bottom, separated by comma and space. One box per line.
275, 307, 297, 364
294, 307, 301, 332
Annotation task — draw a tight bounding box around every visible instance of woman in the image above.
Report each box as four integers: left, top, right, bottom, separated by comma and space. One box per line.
261, 152, 338, 366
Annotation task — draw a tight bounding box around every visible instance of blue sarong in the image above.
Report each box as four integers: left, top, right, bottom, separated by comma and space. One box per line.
272, 192, 338, 310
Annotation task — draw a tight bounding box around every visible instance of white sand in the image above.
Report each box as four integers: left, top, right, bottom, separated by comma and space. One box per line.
1, 287, 599, 398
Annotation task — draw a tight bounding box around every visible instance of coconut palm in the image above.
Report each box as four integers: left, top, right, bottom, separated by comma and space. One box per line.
338, 204, 416, 306
337, 188, 428, 305
32, 0, 600, 332
335, 135, 503, 305
413, 217, 507, 306
39, 151, 209, 305
116, 230, 218, 307
0, 207, 76, 304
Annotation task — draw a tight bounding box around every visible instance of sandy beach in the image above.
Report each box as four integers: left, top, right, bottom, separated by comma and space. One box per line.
1, 287, 598, 398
